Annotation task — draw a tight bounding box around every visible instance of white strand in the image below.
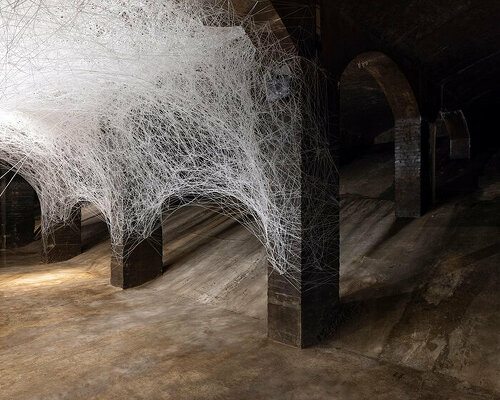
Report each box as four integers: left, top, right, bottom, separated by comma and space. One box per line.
0, 0, 333, 287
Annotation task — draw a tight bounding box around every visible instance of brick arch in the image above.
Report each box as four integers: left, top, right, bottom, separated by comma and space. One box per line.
341, 51, 425, 217
439, 110, 471, 160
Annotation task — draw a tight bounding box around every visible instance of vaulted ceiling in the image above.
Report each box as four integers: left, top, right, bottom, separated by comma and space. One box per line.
334, 0, 500, 108
232, 1, 499, 116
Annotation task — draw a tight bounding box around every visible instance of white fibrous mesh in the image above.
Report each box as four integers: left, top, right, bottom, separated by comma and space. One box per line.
0, 0, 334, 285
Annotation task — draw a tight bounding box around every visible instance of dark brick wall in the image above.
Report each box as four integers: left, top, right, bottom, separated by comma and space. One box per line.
268, 267, 302, 346
42, 207, 82, 263
110, 218, 163, 289
268, 63, 339, 348
0, 172, 35, 249
394, 118, 425, 217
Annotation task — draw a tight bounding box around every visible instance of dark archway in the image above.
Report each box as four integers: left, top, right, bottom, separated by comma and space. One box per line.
0, 163, 40, 251
340, 51, 424, 218
0, 163, 41, 268
0, 165, 37, 250
0, 160, 88, 267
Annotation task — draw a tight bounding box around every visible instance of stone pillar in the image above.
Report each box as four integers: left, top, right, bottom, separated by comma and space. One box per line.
268, 259, 339, 348
110, 217, 163, 289
429, 123, 437, 204
42, 206, 82, 263
394, 117, 427, 218
267, 67, 339, 348
440, 110, 471, 160
0, 171, 35, 249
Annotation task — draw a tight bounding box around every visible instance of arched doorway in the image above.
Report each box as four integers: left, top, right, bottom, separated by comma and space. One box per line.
0, 163, 89, 267
0, 163, 40, 267
340, 51, 424, 218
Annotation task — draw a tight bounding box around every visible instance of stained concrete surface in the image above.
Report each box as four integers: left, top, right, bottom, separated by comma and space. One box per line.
1, 150, 499, 399
335, 149, 500, 394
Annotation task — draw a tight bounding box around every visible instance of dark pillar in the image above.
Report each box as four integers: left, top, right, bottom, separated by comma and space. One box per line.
42, 207, 82, 263
394, 117, 427, 217
268, 65, 339, 348
236, 0, 340, 347
0, 171, 35, 249
268, 260, 339, 348
110, 218, 163, 289
429, 123, 437, 204
440, 110, 471, 160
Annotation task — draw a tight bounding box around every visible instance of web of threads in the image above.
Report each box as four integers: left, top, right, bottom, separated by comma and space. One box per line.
0, 0, 336, 287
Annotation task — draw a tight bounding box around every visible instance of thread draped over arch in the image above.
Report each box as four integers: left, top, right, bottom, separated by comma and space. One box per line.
0, 0, 336, 287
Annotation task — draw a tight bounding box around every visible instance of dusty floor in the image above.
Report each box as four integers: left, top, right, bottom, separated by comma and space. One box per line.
0, 150, 499, 399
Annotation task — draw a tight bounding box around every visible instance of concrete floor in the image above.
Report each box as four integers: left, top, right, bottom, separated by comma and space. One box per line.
0, 150, 499, 399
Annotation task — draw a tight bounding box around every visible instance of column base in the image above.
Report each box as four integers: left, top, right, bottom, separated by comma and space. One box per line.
110, 224, 163, 289
267, 266, 339, 348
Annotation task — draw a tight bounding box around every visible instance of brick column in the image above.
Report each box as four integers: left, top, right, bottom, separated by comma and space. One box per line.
394, 117, 427, 218
267, 69, 339, 348
0, 172, 35, 249
110, 217, 163, 289
42, 206, 82, 263
268, 259, 339, 348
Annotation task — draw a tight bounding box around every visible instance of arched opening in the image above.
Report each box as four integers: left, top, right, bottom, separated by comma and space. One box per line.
339, 54, 396, 201
0, 165, 110, 271
0, 159, 110, 275
77, 193, 270, 318
339, 51, 423, 218
160, 203, 268, 319
0, 163, 40, 267
339, 52, 424, 300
